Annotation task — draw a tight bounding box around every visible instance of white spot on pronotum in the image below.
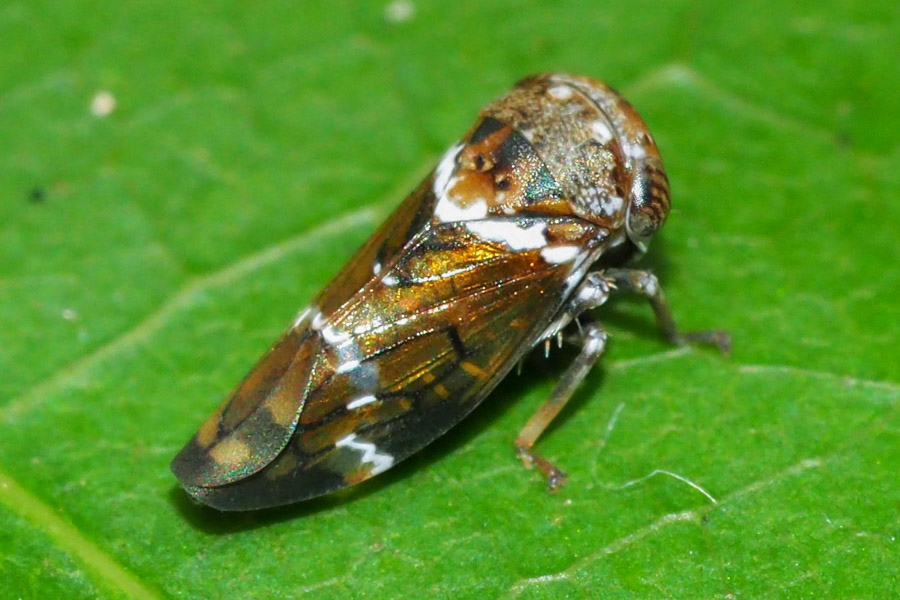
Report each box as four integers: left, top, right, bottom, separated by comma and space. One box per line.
465, 220, 548, 251
346, 394, 377, 410
382, 273, 399, 287
373, 261, 382, 275
590, 120, 613, 143
90, 91, 116, 117
336, 434, 394, 475
384, 0, 414, 23
625, 141, 647, 160
540, 245, 581, 264
547, 85, 573, 101
600, 195, 624, 216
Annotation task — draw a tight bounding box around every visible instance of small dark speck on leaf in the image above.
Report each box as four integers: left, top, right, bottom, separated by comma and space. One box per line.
834, 131, 852, 149
28, 187, 46, 203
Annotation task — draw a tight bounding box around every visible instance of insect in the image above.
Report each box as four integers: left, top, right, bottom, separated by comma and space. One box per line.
171, 73, 729, 510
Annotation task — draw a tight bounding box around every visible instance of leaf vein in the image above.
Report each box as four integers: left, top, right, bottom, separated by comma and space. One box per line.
625, 62, 833, 143
0, 465, 166, 600
0, 204, 381, 424
738, 363, 900, 393
503, 455, 824, 598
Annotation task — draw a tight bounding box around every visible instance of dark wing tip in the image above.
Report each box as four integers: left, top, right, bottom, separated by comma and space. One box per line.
177, 483, 245, 512
172, 445, 354, 511
170, 436, 213, 487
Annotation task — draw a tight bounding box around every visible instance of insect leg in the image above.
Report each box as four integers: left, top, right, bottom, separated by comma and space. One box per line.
516, 274, 613, 491
604, 268, 731, 353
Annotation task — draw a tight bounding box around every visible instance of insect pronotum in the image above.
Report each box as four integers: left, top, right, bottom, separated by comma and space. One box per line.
171, 73, 729, 510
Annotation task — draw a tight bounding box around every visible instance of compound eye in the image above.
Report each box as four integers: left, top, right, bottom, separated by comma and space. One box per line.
626, 157, 670, 252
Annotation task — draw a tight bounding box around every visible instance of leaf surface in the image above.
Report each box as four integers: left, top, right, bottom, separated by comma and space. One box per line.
1, 1, 897, 598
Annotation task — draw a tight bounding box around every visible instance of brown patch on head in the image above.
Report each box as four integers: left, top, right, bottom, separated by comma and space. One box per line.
459, 123, 510, 171
445, 160, 495, 211
448, 120, 571, 219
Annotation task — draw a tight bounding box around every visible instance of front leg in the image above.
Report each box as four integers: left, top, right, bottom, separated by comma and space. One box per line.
516, 321, 608, 491
515, 269, 729, 492
604, 268, 731, 354
515, 273, 613, 491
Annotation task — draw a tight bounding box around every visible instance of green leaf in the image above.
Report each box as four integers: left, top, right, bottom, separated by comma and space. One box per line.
2, 0, 897, 598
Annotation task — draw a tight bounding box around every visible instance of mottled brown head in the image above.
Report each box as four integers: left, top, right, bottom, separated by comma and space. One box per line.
469, 73, 671, 251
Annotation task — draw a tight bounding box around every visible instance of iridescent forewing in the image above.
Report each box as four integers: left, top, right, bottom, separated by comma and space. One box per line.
170, 179, 438, 489
172, 100, 616, 510
178, 212, 604, 509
